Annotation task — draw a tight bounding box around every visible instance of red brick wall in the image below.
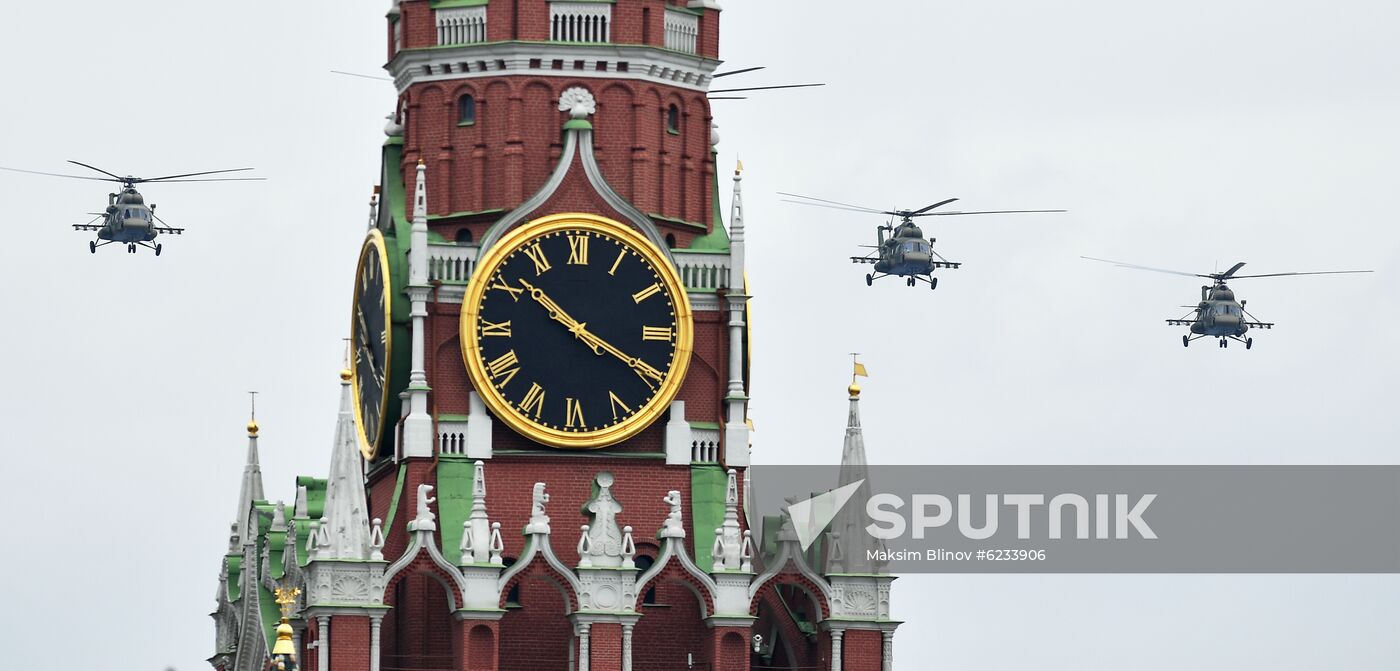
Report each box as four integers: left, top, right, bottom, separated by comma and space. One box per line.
329, 616, 372, 671
399, 76, 714, 236
498, 575, 572, 671
631, 581, 707, 670
841, 629, 884, 671
588, 622, 623, 671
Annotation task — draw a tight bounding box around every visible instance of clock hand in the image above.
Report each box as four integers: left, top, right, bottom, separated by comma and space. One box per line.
357, 343, 384, 382
514, 279, 666, 387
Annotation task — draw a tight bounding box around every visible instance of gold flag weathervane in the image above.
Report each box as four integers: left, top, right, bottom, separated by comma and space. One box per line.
849, 354, 868, 396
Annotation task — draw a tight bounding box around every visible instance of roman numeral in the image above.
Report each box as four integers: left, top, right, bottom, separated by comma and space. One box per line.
486, 350, 520, 387
565, 398, 586, 428
522, 243, 552, 275
490, 279, 524, 301
481, 320, 511, 337
642, 325, 672, 341
609, 250, 626, 276
608, 391, 632, 420
567, 235, 589, 265
520, 383, 546, 418
632, 283, 663, 304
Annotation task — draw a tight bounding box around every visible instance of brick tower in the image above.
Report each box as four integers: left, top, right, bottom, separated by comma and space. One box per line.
209, 2, 898, 670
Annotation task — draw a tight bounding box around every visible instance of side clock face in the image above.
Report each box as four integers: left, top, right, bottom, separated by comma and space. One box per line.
462, 213, 693, 449
351, 230, 392, 459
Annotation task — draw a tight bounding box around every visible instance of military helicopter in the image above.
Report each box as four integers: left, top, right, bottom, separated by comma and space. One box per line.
0, 160, 262, 255
780, 192, 1064, 289
1082, 257, 1374, 349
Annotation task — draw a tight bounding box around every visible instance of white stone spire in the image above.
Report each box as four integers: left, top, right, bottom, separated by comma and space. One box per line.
319, 369, 373, 559
714, 469, 744, 570
723, 161, 750, 466
828, 362, 887, 574
234, 413, 265, 546
403, 160, 434, 458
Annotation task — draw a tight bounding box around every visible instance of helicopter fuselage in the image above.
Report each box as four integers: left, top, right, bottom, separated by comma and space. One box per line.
1188, 298, 1250, 337
96, 204, 158, 242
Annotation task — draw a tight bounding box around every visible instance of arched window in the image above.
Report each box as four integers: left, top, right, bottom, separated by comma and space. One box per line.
455, 228, 474, 244
665, 233, 677, 249
458, 94, 477, 125
666, 104, 679, 134
634, 555, 657, 604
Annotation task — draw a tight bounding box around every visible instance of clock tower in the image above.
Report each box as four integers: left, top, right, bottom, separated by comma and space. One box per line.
210, 3, 898, 671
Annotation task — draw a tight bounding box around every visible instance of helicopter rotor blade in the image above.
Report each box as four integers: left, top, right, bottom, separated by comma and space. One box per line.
67, 160, 128, 181
138, 167, 258, 182
909, 198, 960, 215
707, 83, 825, 94
1216, 262, 1247, 279
1225, 270, 1375, 280
779, 199, 885, 215
712, 66, 766, 78
330, 69, 393, 82
141, 177, 267, 183
708, 96, 749, 100
1081, 256, 1212, 279
913, 209, 1067, 217
0, 166, 119, 182
776, 192, 885, 214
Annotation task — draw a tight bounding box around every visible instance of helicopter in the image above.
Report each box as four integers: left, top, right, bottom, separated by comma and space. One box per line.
1082, 257, 1374, 349
0, 160, 262, 255
780, 192, 1064, 289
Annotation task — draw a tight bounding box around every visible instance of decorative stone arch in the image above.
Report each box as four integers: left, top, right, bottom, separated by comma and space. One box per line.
496, 554, 580, 611
632, 558, 715, 617
496, 534, 584, 611
748, 542, 834, 620
381, 552, 467, 611
748, 570, 830, 620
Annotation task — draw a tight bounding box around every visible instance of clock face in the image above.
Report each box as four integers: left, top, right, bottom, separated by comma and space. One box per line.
351, 230, 392, 459
461, 213, 693, 449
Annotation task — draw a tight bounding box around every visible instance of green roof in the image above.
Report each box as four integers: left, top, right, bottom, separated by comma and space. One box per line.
690, 465, 727, 573
430, 0, 489, 7
438, 459, 476, 564
689, 162, 730, 251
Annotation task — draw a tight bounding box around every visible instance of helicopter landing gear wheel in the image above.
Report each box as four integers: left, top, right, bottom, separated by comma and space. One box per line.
89, 241, 96, 254
907, 277, 914, 287
155, 243, 162, 256
1221, 339, 1228, 348
930, 277, 938, 290
1183, 335, 1190, 348
865, 274, 873, 287
1246, 337, 1253, 350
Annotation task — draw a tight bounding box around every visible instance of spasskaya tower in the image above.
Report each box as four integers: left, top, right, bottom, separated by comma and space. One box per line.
208, 3, 899, 670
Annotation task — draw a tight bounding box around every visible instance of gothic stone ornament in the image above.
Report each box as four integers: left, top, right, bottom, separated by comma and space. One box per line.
460, 213, 694, 449
410, 484, 437, 531
576, 569, 638, 613
583, 472, 624, 567
525, 482, 551, 534
660, 490, 686, 539
558, 86, 596, 119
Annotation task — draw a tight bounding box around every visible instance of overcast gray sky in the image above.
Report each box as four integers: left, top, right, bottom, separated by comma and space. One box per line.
1, 1, 1397, 669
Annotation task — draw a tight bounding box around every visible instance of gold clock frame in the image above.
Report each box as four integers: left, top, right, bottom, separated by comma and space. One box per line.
351, 229, 393, 460
461, 212, 694, 449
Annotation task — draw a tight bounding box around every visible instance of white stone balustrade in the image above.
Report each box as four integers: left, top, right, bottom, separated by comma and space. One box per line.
664, 10, 699, 54
671, 251, 730, 292
549, 2, 610, 43
437, 6, 487, 46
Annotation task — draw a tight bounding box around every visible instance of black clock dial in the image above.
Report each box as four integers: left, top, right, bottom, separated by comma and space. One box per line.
473, 227, 681, 436
352, 233, 391, 456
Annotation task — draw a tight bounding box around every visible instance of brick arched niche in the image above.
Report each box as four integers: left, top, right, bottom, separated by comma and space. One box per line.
498, 559, 579, 670
466, 624, 496, 671
382, 568, 464, 671
631, 560, 715, 669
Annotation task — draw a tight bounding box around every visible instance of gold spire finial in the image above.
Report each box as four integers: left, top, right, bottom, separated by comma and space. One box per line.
271, 585, 300, 657
274, 585, 301, 619
849, 354, 868, 397
735, 158, 744, 175
247, 391, 260, 436
341, 338, 353, 381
